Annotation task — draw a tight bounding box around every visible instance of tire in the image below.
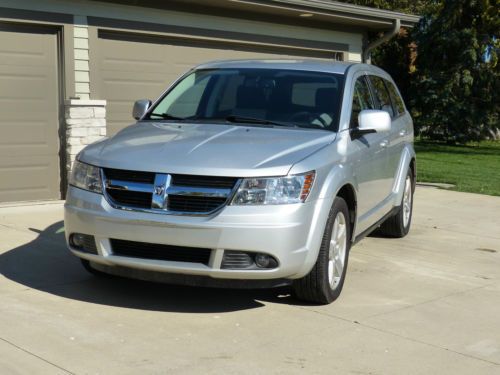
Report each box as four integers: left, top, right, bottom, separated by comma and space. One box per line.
292, 197, 351, 304
378, 169, 414, 238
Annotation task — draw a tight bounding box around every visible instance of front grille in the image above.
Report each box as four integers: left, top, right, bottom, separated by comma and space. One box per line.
171, 175, 237, 189
110, 239, 211, 265
167, 195, 227, 213
107, 189, 152, 208
104, 168, 155, 183
102, 168, 239, 215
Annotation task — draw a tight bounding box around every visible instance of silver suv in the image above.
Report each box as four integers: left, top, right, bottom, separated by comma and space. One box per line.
65, 60, 415, 304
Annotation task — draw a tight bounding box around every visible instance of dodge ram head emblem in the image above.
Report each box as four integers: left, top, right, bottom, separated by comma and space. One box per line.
151, 174, 171, 209
154, 185, 164, 196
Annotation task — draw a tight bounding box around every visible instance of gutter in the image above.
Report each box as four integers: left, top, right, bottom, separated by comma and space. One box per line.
362, 18, 401, 63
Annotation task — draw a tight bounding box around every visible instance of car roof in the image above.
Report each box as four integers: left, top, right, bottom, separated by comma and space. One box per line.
193, 59, 359, 75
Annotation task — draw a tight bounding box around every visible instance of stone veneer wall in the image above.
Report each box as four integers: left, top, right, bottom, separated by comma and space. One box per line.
65, 99, 107, 178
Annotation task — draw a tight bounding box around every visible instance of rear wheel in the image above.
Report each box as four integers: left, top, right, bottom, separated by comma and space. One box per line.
292, 197, 351, 304
379, 169, 414, 238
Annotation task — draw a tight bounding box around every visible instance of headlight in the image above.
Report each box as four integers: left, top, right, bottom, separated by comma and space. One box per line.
231, 171, 315, 205
69, 160, 102, 194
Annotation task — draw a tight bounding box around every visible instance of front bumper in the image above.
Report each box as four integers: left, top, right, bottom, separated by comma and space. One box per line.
64, 186, 332, 281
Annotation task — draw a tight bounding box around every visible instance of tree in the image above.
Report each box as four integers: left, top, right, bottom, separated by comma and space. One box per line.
341, 1, 437, 132
412, 0, 499, 141
342, 0, 500, 142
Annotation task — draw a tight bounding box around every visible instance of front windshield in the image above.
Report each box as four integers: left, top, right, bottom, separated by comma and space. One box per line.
146, 68, 344, 131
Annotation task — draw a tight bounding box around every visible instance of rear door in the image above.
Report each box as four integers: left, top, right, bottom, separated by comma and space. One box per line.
385, 79, 409, 173
368, 75, 406, 192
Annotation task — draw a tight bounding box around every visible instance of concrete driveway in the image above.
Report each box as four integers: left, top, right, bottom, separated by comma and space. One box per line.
1, 187, 499, 374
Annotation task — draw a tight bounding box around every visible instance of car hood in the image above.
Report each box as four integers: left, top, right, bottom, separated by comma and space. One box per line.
80, 122, 337, 177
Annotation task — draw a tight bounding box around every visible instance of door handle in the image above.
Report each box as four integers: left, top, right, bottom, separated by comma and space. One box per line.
399, 129, 407, 136
380, 140, 389, 148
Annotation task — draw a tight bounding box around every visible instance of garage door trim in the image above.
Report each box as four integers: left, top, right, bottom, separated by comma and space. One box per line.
0, 21, 68, 202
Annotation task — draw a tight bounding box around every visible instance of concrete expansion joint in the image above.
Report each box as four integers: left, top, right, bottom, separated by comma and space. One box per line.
419, 224, 500, 241
291, 290, 500, 367
366, 282, 497, 320
357, 321, 500, 367
0, 337, 74, 374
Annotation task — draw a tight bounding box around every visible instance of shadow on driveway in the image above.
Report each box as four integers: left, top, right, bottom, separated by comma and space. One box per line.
0, 221, 296, 313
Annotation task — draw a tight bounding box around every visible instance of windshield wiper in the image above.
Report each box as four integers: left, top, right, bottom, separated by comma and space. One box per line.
225, 115, 297, 128
148, 113, 187, 121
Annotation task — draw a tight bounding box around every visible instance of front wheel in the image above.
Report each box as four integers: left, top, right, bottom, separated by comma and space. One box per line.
292, 197, 351, 304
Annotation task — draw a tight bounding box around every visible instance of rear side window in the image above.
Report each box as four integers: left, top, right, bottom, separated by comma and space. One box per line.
369, 75, 394, 118
350, 76, 375, 128
386, 81, 406, 116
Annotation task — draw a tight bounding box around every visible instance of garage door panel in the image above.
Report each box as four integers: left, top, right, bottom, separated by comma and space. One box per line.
0, 26, 60, 202
0, 43, 53, 67
0, 155, 59, 202
96, 32, 330, 136
0, 67, 57, 112
0, 122, 52, 151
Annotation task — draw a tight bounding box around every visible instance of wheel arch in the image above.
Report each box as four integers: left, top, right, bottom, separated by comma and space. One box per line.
409, 157, 417, 191
393, 144, 416, 204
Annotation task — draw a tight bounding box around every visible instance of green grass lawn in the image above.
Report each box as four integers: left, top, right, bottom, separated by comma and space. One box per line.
414, 140, 500, 196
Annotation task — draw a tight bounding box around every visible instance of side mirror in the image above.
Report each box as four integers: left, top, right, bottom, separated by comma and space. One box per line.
132, 99, 152, 120
354, 110, 391, 136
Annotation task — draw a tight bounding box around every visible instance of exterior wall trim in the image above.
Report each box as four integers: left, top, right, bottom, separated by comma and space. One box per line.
87, 16, 349, 53
244, 0, 420, 28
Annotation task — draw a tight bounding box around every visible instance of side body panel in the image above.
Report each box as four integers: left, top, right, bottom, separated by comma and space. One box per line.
292, 64, 415, 249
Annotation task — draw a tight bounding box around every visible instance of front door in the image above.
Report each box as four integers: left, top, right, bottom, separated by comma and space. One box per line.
348, 74, 390, 233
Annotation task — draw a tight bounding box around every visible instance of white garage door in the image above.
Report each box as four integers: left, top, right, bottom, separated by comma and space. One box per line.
94, 31, 333, 135
0, 24, 60, 202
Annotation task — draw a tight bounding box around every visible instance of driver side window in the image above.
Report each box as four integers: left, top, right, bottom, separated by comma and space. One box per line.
350, 76, 375, 128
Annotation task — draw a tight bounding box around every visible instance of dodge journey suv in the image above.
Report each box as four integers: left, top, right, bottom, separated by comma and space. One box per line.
65, 60, 415, 304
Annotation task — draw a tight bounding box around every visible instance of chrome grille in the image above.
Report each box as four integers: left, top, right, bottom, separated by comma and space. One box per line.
102, 168, 239, 215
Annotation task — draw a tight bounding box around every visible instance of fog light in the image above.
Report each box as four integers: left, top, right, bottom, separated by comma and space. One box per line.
69, 233, 98, 254
70, 233, 86, 248
255, 254, 271, 268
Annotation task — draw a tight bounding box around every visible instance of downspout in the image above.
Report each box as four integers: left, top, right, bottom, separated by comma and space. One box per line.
362, 18, 401, 63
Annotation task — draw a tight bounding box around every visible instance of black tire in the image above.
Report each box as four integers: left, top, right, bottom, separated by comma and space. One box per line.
292, 197, 351, 304
378, 169, 414, 238
80, 259, 109, 277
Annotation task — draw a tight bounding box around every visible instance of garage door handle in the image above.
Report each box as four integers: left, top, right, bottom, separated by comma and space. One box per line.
380, 140, 389, 148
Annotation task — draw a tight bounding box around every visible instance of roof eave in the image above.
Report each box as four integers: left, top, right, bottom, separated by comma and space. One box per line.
232, 0, 421, 29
